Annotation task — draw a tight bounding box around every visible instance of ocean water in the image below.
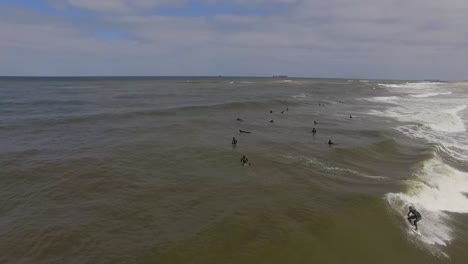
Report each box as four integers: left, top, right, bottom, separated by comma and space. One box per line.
1, 77, 467, 263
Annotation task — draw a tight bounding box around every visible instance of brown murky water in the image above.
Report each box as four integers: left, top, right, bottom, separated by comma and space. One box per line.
1, 77, 467, 263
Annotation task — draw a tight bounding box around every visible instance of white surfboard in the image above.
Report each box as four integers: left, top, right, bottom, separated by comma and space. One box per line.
411, 228, 421, 235
407, 219, 421, 235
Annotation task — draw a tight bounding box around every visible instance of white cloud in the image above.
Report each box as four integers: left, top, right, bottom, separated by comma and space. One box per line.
62, 0, 186, 13
1, 1, 468, 79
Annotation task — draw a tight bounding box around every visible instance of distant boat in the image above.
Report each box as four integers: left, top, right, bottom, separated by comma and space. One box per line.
273, 75, 288, 78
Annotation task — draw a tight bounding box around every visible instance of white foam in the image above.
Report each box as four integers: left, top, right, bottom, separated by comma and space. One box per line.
396, 125, 468, 161
282, 155, 386, 180
292, 93, 306, 99
371, 104, 466, 133
410, 92, 452, 98
365, 96, 399, 104
368, 83, 468, 158
372, 82, 468, 256
378, 82, 442, 89
386, 157, 468, 251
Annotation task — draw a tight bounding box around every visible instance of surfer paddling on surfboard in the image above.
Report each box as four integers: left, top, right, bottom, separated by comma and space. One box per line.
407, 206, 422, 231
240, 155, 249, 166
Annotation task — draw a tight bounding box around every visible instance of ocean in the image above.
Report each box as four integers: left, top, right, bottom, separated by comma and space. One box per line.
1, 77, 467, 263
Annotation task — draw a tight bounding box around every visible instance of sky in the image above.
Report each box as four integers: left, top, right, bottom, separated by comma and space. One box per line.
1, 0, 467, 79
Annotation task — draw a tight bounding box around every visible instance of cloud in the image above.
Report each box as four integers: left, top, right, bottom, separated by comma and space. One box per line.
205, 0, 299, 5
1, 1, 468, 79
60, 0, 186, 13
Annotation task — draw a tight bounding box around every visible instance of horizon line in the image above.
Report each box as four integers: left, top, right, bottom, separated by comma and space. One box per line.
0, 75, 447, 82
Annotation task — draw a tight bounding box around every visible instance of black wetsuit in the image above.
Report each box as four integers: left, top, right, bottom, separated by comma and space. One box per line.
407, 208, 422, 229
232, 138, 237, 145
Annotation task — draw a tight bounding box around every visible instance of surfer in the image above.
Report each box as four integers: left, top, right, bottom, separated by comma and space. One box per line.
236, 118, 243, 122
328, 139, 334, 145
232, 137, 238, 145
407, 206, 422, 231
240, 155, 249, 166
269, 119, 274, 123
270, 110, 273, 113
239, 129, 251, 134
314, 121, 318, 125
349, 115, 353, 119
312, 128, 317, 135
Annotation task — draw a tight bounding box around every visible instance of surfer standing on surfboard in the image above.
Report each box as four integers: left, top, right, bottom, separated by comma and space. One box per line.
407, 206, 422, 231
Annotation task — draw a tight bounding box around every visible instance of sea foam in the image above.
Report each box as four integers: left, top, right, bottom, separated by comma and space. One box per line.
386, 157, 468, 250
371, 82, 468, 256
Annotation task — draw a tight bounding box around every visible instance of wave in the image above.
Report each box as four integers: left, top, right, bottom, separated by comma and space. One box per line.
365, 96, 399, 104
374, 82, 468, 256
5, 99, 299, 128
0, 99, 86, 107
378, 82, 443, 89
292, 93, 307, 99
282, 154, 387, 181
333, 138, 429, 178
385, 156, 468, 256
396, 124, 468, 161
409, 92, 452, 98
370, 104, 467, 133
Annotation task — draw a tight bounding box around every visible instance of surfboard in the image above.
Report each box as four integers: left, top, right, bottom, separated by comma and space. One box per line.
410, 227, 421, 235
407, 219, 421, 235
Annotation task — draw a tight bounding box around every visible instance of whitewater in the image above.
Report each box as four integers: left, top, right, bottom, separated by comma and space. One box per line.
369, 82, 468, 257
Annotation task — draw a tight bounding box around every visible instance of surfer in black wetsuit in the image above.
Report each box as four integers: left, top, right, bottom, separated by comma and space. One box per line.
314, 121, 318, 125
232, 137, 237, 145
328, 139, 334, 145
236, 118, 243, 122
407, 206, 422, 230
312, 128, 317, 135
240, 155, 249, 166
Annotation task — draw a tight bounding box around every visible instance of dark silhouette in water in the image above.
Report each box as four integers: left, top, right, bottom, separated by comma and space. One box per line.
349, 115, 353, 119
328, 139, 334, 145
312, 128, 317, 135
270, 110, 273, 113
281, 111, 285, 114
236, 118, 243, 122
232, 137, 237, 145
269, 119, 274, 123
314, 121, 318, 125
239, 129, 251, 134
407, 206, 422, 231
240, 155, 249, 166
